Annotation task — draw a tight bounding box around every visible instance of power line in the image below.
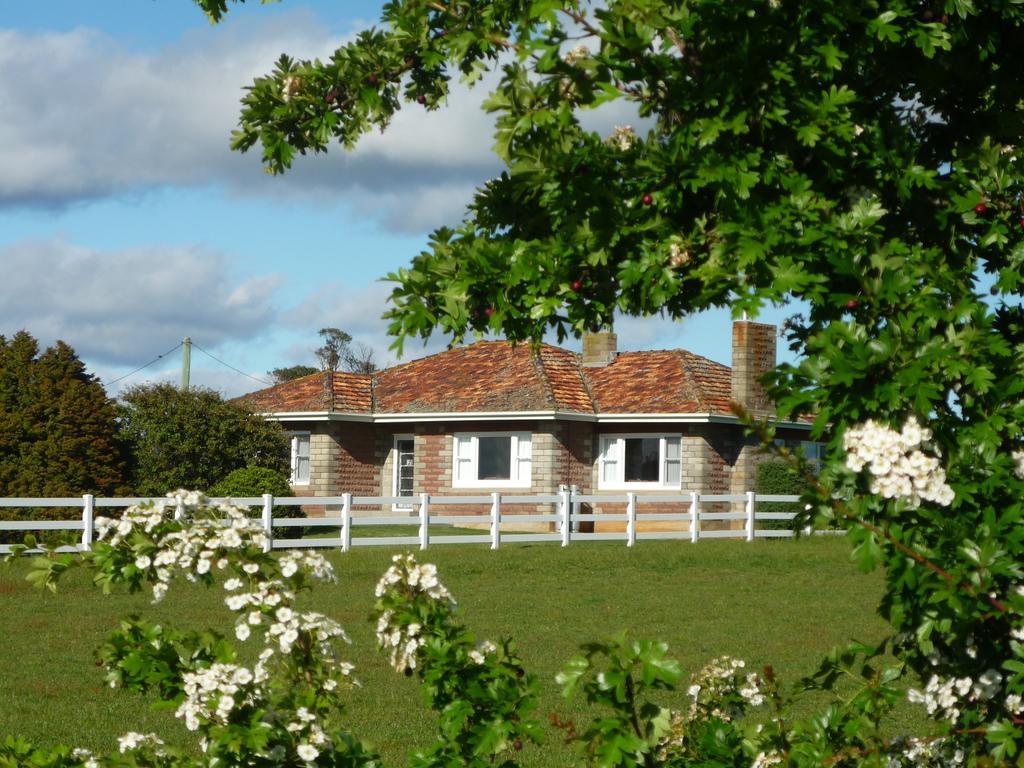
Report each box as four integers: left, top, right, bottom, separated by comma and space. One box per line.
106, 342, 184, 386
191, 342, 272, 387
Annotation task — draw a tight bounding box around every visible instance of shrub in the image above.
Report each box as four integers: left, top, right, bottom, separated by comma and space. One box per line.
754, 459, 811, 531
118, 384, 289, 496
209, 467, 307, 539
208, 467, 293, 500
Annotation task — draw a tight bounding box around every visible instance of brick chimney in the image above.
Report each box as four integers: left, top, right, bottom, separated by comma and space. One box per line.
323, 370, 334, 412
582, 331, 617, 367
730, 320, 776, 418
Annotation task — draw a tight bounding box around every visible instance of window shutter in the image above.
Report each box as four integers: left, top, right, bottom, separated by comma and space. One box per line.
294, 435, 311, 483
514, 433, 532, 483
454, 435, 474, 484
663, 437, 681, 486
601, 437, 619, 484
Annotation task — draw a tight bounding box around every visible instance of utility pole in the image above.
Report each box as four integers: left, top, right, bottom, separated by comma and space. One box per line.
181, 337, 191, 390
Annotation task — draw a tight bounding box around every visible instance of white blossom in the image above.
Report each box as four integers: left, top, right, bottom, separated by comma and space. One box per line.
374, 555, 456, 672
908, 670, 1003, 724
843, 416, 954, 508
608, 125, 637, 151
563, 43, 590, 65
1012, 449, 1024, 480
116, 732, 164, 754
296, 743, 319, 762
176, 662, 260, 731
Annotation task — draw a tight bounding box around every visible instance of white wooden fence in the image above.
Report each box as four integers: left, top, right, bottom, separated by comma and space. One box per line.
0, 491, 824, 555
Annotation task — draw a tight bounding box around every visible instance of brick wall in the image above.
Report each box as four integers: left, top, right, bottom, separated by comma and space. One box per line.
335, 422, 381, 510
558, 420, 593, 491
287, 423, 340, 517
408, 421, 558, 528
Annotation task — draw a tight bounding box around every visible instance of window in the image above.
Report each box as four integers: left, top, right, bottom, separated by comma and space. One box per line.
289, 433, 310, 485
599, 435, 682, 489
801, 441, 827, 474
452, 432, 532, 488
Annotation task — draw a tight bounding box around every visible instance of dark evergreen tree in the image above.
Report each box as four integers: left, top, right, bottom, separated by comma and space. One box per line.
268, 365, 318, 384
118, 383, 289, 496
0, 332, 126, 498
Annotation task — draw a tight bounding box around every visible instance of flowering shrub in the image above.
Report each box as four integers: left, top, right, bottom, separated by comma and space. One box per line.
8, 471, 1024, 767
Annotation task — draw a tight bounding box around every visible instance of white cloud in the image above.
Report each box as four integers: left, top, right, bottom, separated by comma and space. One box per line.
0, 237, 282, 366
282, 280, 452, 368
0, 16, 502, 232
0, 12, 656, 233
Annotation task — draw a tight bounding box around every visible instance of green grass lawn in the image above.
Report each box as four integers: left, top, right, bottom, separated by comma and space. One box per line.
0, 537, 896, 766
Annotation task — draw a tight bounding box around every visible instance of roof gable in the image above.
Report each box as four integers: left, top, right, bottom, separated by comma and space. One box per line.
238, 371, 372, 413
374, 341, 561, 413
582, 350, 732, 415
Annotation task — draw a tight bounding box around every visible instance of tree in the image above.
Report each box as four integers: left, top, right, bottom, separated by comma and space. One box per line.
199, 0, 1024, 761
118, 383, 289, 496
0, 331, 126, 497
268, 364, 318, 384
343, 340, 377, 374
314, 327, 351, 372
314, 327, 377, 374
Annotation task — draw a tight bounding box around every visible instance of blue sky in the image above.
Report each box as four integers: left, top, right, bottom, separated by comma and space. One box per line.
0, 0, 798, 397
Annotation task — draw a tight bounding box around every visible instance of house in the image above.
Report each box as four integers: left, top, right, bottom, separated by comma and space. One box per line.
237, 321, 816, 524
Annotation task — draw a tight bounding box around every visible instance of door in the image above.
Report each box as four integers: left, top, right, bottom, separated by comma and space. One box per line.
393, 436, 415, 509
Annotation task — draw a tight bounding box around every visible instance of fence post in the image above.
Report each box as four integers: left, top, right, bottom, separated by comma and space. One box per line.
690, 491, 700, 543
261, 494, 274, 553
626, 492, 636, 547
341, 493, 352, 553
174, 495, 186, 522
419, 493, 430, 551
560, 486, 572, 547
80, 494, 94, 551
745, 491, 756, 542
570, 484, 580, 532
490, 492, 501, 550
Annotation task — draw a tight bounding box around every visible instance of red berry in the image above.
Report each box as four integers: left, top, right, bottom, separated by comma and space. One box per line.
513, 739, 523, 751
484, 306, 495, 318
974, 202, 989, 214
846, 299, 859, 310
417, 94, 426, 105
571, 279, 583, 292
642, 193, 653, 206
1018, 216, 1024, 229
324, 90, 337, 104
368, 74, 378, 85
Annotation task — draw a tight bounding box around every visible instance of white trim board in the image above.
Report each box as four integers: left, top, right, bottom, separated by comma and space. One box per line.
262, 410, 814, 430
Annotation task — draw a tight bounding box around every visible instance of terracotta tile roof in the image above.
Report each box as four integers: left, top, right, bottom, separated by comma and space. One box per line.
237, 342, 734, 417
582, 350, 733, 415
373, 341, 564, 413
237, 371, 372, 414
537, 345, 595, 413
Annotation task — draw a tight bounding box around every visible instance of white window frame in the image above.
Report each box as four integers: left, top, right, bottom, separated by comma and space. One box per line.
391, 434, 416, 510
289, 432, 311, 486
451, 432, 532, 489
598, 434, 682, 490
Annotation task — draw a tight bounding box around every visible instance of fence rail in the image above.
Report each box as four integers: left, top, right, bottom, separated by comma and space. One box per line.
0, 491, 836, 555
